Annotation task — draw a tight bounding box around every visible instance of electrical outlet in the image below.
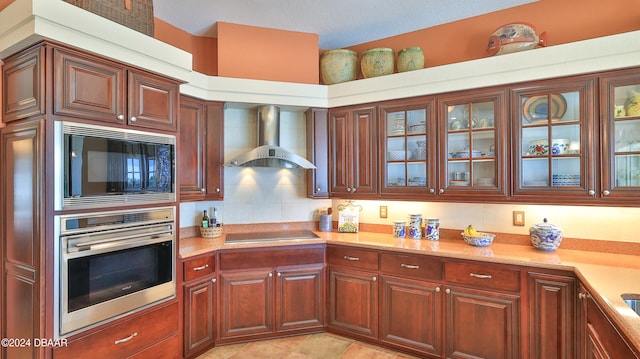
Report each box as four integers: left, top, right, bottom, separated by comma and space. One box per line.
380, 206, 388, 218
513, 211, 525, 226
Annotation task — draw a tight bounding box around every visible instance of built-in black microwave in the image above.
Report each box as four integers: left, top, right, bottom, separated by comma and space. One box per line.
54, 121, 176, 211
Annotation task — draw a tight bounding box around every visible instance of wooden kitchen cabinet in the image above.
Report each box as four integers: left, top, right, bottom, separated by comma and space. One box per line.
326, 245, 379, 340
53, 45, 179, 132
2, 43, 45, 122
511, 75, 596, 202
53, 301, 179, 358
217, 245, 325, 343
443, 261, 521, 359
438, 87, 509, 200
178, 95, 224, 201
528, 271, 576, 359
183, 254, 216, 358
306, 107, 329, 198
328, 105, 378, 197
577, 284, 639, 359
378, 97, 436, 197
599, 68, 640, 203
1, 118, 46, 359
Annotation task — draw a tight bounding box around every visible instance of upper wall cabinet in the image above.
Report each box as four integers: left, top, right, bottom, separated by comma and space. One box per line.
178, 95, 224, 201
438, 88, 509, 200
329, 105, 378, 198
53, 46, 180, 132
2, 44, 45, 123
510, 76, 596, 202
306, 108, 329, 198
378, 97, 436, 197
599, 68, 640, 203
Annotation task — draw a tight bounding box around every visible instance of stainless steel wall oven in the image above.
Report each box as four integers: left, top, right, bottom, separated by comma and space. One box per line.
54, 207, 176, 338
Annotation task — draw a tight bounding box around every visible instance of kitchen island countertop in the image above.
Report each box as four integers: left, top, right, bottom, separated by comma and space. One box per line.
180, 230, 640, 353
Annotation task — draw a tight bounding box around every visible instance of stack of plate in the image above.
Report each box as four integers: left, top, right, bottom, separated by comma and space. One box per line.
552, 174, 580, 186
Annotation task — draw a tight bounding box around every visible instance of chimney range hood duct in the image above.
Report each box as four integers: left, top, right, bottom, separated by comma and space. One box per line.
224, 105, 316, 169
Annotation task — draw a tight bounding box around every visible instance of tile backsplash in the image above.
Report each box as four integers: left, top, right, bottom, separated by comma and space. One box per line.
179, 106, 640, 244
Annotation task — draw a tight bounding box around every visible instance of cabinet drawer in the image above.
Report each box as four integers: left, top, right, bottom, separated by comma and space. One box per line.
128, 334, 180, 359
380, 252, 442, 280
444, 261, 520, 292
327, 245, 379, 271
183, 254, 215, 282
54, 302, 178, 358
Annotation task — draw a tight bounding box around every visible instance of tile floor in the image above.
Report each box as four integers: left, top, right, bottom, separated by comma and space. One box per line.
196, 333, 421, 359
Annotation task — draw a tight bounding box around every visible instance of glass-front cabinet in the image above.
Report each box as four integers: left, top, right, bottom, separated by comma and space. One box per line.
379, 98, 435, 196
511, 77, 595, 200
438, 88, 508, 199
600, 69, 640, 202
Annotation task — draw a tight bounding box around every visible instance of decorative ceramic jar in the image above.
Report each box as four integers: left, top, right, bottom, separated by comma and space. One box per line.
320, 49, 358, 85
529, 218, 563, 251
486, 22, 547, 56
361, 48, 394, 78
397, 46, 424, 72
407, 214, 422, 239
424, 218, 439, 241
392, 220, 406, 238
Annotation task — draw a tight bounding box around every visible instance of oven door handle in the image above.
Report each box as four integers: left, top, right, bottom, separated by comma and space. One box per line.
74, 230, 173, 249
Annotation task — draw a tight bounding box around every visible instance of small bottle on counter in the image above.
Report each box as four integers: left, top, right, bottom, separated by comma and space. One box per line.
210, 207, 219, 227
202, 210, 209, 228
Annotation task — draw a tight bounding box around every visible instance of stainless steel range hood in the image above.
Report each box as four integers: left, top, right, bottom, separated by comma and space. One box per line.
224, 105, 316, 169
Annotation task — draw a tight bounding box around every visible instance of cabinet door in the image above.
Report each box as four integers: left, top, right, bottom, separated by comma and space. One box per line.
445, 285, 520, 359
2, 44, 45, 122
528, 272, 576, 359
511, 77, 596, 202
379, 98, 435, 197
380, 275, 442, 357
327, 267, 378, 339
179, 96, 207, 200
439, 88, 508, 200
204, 102, 224, 200
127, 70, 179, 132
219, 270, 274, 340
53, 47, 126, 123
306, 108, 329, 198
585, 293, 639, 359
275, 265, 324, 332
599, 69, 640, 202
1, 119, 45, 359
184, 277, 216, 357
329, 106, 377, 196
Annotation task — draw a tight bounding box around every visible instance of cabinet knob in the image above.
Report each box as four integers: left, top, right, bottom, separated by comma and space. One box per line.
130, 116, 137, 122
116, 114, 125, 121
445, 288, 451, 294
372, 276, 377, 282
201, 188, 206, 193
351, 187, 357, 193
588, 190, 595, 196
439, 188, 445, 194
215, 187, 221, 193
316, 187, 321, 193
435, 287, 441, 293
346, 187, 352, 193
602, 190, 611, 196
429, 188, 435, 194
268, 272, 273, 278
578, 292, 587, 300
212, 278, 217, 283
277, 272, 282, 277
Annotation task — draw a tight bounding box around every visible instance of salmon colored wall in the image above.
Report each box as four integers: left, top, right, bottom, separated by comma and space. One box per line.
346, 0, 640, 76
0, 0, 13, 12
154, 18, 217, 75
216, 22, 319, 84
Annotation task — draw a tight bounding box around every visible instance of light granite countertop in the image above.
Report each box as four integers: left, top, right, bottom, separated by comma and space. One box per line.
180, 230, 640, 353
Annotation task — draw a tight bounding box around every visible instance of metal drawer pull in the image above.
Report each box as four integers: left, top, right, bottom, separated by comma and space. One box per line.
401, 263, 420, 269
193, 264, 209, 271
469, 273, 492, 279
343, 255, 360, 261
114, 332, 137, 345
